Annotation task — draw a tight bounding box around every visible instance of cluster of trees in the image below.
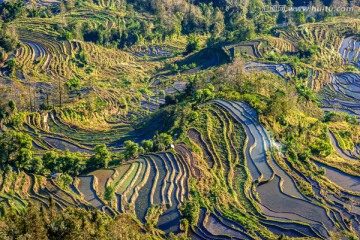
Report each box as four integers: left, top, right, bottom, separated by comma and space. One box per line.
0, 130, 34, 171
55, 0, 277, 49
0, 130, 86, 175
277, 0, 358, 26
0, 129, 174, 175
123, 132, 173, 159
0, 100, 17, 121
41, 150, 84, 175
0, 130, 105, 175
0, 0, 25, 22
2, 0, 355, 57
1, 0, 358, 54
297, 40, 318, 59
0, 23, 19, 53
79, 19, 146, 48
40, 143, 115, 174
0, 205, 158, 239
0, 0, 59, 23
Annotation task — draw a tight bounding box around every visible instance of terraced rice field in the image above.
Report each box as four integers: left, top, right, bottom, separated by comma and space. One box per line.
328, 130, 359, 161
339, 36, 360, 68
132, 46, 173, 58
224, 41, 263, 58
278, 24, 348, 68
320, 36, 360, 122
211, 100, 359, 238
0, 171, 90, 212
329, 73, 360, 102
4, 109, 162, 153
315, 162, 360, 193
77, 176, 105, 209
3, 95, 358, 238
245, 61, 293, 79
88, 169, 115, 195
71, 152, 189, 234
2, 13, 360, 239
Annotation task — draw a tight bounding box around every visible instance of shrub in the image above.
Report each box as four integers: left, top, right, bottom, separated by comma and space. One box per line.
310, 138, 333, 157
153, 133, 172, 151
141, 140, 154, 152
186, 34, 200, 54
57, 174, 73, 189
66, 78, 81, 91
6, 58, 17, 72
0, 130, 33, 169
87, 144, 111, 170
78, 51, 88, 64
293, 11, 306, 25
60, 30, 74, 40
194, 88, 214, 102
307, 17, 316, 23
345, 65, 359, 73
169, 63, 178, 73
27, 157, 44, 174
104, 184, 116, 201
179, 200, 200, 225
124, 140, 139, 159
297, 40, 318, 58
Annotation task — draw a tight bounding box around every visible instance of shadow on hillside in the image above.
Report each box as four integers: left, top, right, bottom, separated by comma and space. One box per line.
176, 47, 231, 73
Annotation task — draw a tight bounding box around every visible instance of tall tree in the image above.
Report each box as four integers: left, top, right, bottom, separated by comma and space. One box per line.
87, 144, 111, 169
0, 131, 33, 168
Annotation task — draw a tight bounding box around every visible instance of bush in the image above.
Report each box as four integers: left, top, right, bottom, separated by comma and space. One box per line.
293, 11, 306, 25
60, 30, 74, 40
169, 63, 178, 73
6, 58, 17, 72
345, 65, 359, 73
124, 140, 139, 159
57, 174, 73, 189
66, 78, 81, 91
78, 51, 88, 63
186, 34, 200, 54
104, 184, 116, 201
87, 144, 111, 170
297, 40, 318, 58
307, 17, 316, 23
141, 140, 154, 152
153, 133, 172, 151
0, 130, 33, 170
310, 138, 333, 157
194, 88, 214, 102
179, 200, 200, 225
27, 157, 44, 174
